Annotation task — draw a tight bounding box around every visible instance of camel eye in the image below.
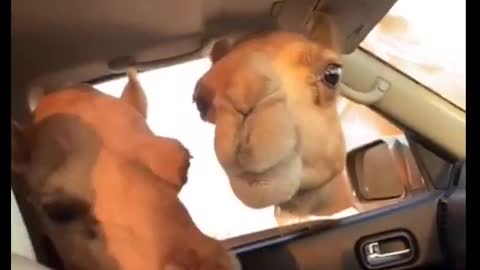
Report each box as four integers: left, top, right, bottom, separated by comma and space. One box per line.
321, 64, 342, 89
42, 197, 89, 224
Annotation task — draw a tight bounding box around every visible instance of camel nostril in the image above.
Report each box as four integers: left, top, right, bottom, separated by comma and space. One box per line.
42, 197, 89, 224
193, 83, 213, 121
194, 96, 210, 120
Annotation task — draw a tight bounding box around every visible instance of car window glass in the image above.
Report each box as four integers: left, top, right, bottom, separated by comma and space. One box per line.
360, 0, 465, 109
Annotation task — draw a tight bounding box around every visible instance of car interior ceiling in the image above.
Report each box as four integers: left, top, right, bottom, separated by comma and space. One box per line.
12, 0, 395, 122
12, 0, 465, 269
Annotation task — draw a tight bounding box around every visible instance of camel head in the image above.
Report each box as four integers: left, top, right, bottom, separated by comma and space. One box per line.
193, 14, 349, 217
12, 70, 240, 270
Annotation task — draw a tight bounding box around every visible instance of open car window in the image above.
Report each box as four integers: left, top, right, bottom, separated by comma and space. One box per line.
360, 0, 466, 110
12, 190, 36, 260
95, 59, 405, 240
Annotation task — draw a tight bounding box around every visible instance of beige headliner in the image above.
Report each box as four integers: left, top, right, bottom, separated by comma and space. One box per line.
12, 0, 396, 123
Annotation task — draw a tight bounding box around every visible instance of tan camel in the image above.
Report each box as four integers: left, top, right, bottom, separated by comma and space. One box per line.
193, 14, 353, 219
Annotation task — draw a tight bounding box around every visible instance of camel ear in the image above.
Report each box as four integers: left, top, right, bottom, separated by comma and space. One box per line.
11, 121, 31, 174
307, 12, 341, 51
120, 69, 148, 118
209, 40, 233, 64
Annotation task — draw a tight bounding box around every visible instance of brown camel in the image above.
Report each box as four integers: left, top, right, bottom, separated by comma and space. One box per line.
11, 70, 240, 270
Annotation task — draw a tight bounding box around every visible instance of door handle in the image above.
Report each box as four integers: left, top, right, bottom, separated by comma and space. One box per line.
365, 242, 411, 266
357, 230, 416, 269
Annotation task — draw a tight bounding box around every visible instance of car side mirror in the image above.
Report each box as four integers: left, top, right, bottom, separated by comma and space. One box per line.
346, 139, 408, 201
